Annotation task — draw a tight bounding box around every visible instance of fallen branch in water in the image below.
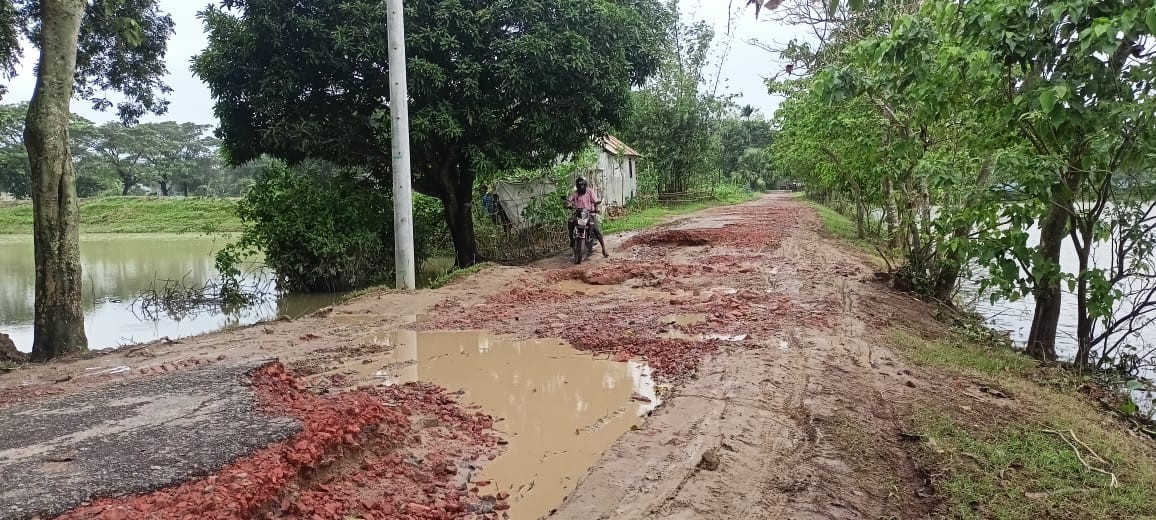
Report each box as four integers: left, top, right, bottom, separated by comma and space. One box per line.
1042, 429, 1119, 488
132, 268, 277, 322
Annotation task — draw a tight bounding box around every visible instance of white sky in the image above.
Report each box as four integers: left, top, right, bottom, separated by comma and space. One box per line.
2, 0, 807, 125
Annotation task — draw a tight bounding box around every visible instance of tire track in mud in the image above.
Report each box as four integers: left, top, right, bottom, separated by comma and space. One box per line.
550, 195, 932, 520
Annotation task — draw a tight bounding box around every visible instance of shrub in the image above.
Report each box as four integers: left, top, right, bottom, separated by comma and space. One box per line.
217, 160, 448, 293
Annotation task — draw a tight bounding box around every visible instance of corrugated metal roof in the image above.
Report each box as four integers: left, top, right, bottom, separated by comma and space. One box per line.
597, 135, 642, 157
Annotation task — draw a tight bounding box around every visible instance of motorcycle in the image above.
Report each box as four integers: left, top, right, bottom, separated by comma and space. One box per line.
571, 207, 598, 264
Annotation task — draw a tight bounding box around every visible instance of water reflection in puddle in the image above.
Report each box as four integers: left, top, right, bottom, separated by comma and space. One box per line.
346, 330, 658, 519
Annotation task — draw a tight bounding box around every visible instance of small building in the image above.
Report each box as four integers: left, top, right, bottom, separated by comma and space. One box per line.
589, 135, 641, 208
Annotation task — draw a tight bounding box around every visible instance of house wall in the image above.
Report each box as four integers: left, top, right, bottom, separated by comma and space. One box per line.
593, 150, 636, 208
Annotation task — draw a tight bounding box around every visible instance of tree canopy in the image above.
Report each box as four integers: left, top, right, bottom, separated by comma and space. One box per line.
193, 0, 671, 266
769, 0, 1156, 373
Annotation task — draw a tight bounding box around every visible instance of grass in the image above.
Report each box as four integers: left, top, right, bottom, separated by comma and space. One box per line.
885, 329, 1038, 378
601, 186, 757, 235
885, 329, 1156, 519
426, 261, 495, 289
806, 199, 892, 270
807, 199, 862, 242
0, 197, 242, 234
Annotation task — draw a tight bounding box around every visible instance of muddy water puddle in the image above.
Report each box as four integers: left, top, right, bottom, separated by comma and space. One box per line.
658, 313, 708, 326
552, 279, 613, 295
331, 330, 659, 519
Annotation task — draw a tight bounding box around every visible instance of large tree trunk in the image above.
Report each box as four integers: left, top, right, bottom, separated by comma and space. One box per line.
435, 161, 478, 268
120, 173, 132, 195
159, 179, 170, 196
24, 0, 88, 362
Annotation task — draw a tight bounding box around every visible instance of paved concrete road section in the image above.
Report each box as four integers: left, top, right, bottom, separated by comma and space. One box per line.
0, 361, 299, 520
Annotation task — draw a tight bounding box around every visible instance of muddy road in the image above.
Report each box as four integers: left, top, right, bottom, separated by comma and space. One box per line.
1, 194, 944, 519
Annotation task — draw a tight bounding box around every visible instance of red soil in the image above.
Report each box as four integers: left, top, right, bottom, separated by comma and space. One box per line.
56, 362, 505, 520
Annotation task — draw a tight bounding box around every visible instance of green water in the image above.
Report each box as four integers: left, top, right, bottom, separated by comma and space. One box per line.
0, 234, 451, 353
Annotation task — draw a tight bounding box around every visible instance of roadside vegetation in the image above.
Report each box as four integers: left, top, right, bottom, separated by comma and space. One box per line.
886, 328, 1156, 519
767, 0, 1155, 423
0, 197, 242, 234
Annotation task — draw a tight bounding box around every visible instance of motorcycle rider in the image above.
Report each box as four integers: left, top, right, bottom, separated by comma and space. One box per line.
566, 177, 609, 258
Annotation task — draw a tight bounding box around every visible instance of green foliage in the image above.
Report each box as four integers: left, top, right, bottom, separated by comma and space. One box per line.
2, 0, 175, 123
221, 160, 396, 293
717, 108, 776, 187
618, 11, 728, 196
218, 160, 448, 293
733, 147, 776, 191
771, 0, 1156, 366
0, 103, 111, 199
192, 0, 671, 265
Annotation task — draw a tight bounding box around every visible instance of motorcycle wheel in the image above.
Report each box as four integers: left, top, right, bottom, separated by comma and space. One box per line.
573, 237, 582, 264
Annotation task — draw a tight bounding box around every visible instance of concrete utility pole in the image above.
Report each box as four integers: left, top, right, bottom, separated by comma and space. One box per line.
386, 0, 416, 290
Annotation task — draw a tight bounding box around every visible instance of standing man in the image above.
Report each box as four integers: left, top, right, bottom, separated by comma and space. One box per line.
566, 177, 609, 258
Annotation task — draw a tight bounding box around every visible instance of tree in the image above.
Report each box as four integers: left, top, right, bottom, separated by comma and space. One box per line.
193, 0, 669, 267
139, 121, 216, 196
2, 0, 174, 360
953, 0, 1156, 361
85, 122, 156, 195
718, 109, 774, 179
772, 0, 1156, 373
618, 15, 729, 196
0, 103, 31, 198
0, 103, 107, 199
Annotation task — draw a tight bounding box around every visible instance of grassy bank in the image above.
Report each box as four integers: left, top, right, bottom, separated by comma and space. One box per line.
0, 197, 242, 234
804, 197, 1156, 517
886, 329, 1156, 519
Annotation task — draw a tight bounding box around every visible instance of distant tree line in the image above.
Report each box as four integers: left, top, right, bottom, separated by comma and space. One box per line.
0, 103, 258, 200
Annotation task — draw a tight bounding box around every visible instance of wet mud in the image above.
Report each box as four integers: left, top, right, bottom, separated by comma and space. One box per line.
2, 195, 957, 520
324, 330, 659, 519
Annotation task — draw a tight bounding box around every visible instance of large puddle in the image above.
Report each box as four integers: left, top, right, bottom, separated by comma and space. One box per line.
337, 330, 658, 519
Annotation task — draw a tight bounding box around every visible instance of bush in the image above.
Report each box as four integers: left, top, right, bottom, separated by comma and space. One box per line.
218, 160, 447, 293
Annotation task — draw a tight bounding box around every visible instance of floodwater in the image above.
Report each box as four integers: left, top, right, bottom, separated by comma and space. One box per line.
0, 234, 454, 353
334, 330, 659, 519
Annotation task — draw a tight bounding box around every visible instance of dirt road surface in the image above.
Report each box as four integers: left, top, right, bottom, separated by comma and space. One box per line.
1, 194, 950, 519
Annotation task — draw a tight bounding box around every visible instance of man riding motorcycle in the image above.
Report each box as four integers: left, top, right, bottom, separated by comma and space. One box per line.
566, 177, 609, 258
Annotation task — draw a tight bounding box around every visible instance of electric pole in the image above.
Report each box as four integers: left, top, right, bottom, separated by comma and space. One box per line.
386, 0, 416, 290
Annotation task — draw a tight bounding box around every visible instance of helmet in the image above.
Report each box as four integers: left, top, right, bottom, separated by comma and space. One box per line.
575, 177, 587, 188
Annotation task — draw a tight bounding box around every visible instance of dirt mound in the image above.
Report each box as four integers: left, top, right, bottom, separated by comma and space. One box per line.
0, 332, 25, 364
622, 207, 803, 252
57, 362, 505, 520
623, 230, 714, 248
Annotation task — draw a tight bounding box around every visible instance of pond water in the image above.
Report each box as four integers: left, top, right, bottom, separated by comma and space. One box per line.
0, 234, 452, 353
958, 223, 1156, 413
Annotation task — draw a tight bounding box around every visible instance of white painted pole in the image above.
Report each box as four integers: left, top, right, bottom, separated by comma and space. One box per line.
386, 0, 416, 290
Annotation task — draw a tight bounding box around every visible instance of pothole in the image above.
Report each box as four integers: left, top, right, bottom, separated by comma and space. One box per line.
329, 330, 659, 519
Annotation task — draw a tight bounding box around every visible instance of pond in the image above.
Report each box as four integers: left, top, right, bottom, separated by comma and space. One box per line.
0, 234, 453, 353
959, 222, 1156, 413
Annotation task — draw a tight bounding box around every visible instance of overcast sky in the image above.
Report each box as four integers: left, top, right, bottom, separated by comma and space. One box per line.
3, 0, 806, 126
